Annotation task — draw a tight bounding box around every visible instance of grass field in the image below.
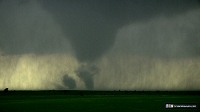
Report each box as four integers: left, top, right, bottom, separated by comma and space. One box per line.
0, 91, 199, 112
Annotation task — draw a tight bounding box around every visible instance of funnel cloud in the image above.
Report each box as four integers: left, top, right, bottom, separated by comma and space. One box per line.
0, 0, 200, 90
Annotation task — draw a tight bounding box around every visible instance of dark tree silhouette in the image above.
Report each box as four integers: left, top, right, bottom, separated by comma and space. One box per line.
4, 88, 8, 93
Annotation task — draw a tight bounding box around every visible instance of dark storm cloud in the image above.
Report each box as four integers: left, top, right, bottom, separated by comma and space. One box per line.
0, 0, 72, 55
41, 0, 200, 61
0, 0, 199, 61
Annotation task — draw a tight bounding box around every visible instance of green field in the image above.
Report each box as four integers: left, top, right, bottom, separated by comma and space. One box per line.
0, 91, 199, 112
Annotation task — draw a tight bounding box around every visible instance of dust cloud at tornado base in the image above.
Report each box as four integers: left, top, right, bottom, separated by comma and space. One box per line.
0, 0, 200, 90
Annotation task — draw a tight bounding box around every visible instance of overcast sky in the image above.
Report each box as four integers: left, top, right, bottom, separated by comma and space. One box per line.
0, 0, 200, 90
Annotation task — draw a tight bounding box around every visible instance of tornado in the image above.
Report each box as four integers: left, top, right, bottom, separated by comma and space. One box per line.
0, 0, 200, 90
